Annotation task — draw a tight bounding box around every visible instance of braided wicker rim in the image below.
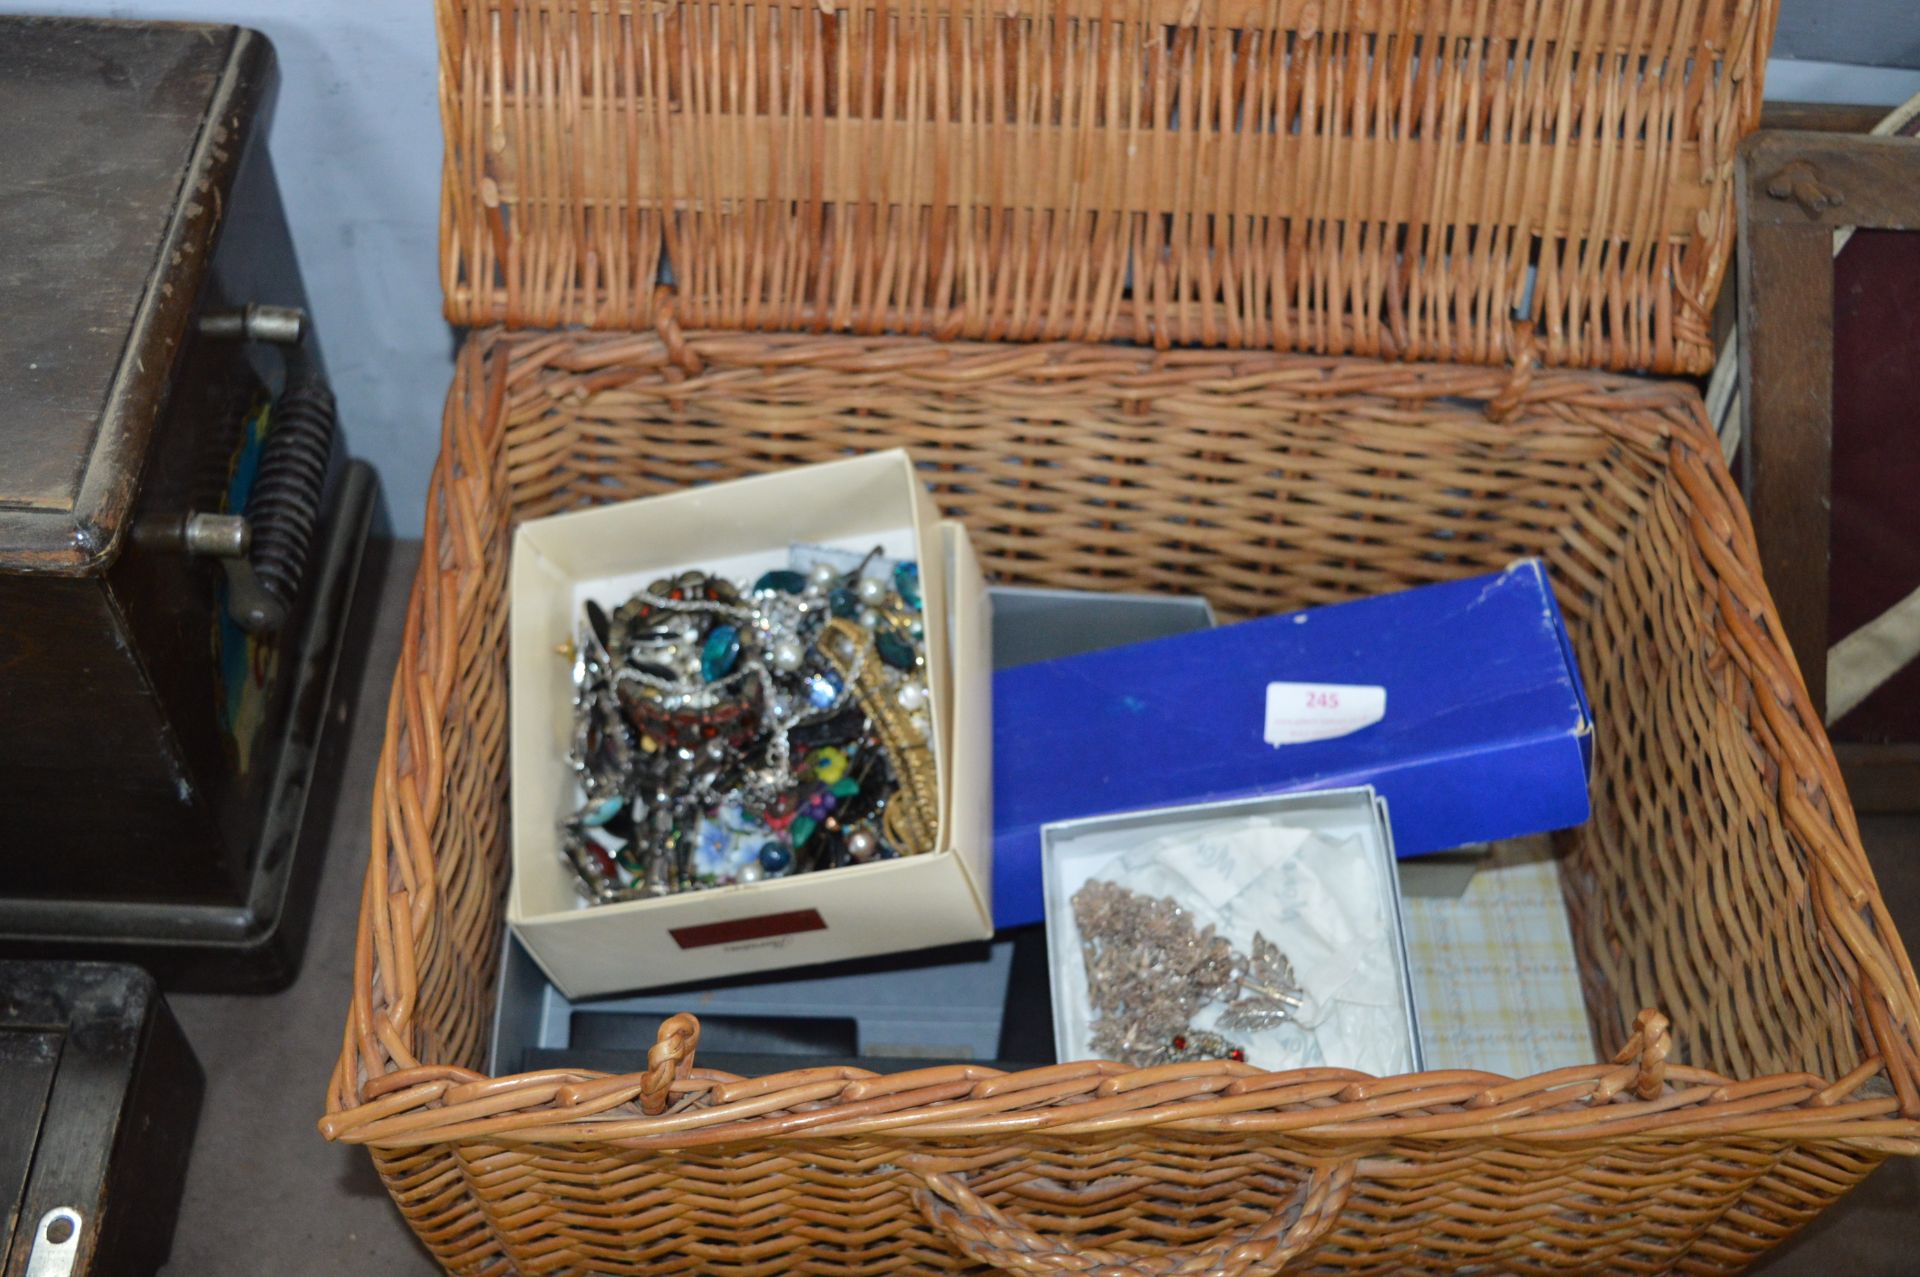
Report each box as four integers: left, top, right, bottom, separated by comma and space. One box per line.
324, 330, 1920, 1164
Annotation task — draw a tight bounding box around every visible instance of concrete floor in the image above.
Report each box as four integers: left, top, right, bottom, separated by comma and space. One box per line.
161, 540, 439, 1277
158, 540, 1920, 1275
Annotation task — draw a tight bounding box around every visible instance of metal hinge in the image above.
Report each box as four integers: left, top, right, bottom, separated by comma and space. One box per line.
24, 1207, 82, 1277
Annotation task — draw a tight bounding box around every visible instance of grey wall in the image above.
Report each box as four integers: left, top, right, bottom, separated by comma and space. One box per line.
1777, 0, 1920, 71
7, 0, 1920, 534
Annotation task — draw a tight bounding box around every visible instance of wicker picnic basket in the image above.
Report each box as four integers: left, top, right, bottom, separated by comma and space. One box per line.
322, 0, 1920, 1271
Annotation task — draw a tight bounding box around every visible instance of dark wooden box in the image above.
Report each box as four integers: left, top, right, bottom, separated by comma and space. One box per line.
0, 962, 202, 1277
0, 19, 377, 985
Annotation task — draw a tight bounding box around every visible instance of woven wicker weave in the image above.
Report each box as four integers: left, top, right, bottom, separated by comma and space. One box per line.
439, 0, 1775, 375
323, 328, 1920, 1274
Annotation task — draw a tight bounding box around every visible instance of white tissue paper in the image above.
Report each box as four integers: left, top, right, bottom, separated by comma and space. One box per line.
1045, 792, 1418, 1075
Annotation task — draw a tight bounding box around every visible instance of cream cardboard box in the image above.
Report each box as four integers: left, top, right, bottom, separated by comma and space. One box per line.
508, 452, 992, 999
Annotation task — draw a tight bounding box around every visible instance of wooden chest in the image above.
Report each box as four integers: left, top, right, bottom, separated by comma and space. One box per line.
0, 18, 376, 985
0, 961, 202, 1276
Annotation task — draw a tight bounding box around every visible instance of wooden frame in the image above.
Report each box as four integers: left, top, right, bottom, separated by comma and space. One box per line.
1738, 128, 1920, 808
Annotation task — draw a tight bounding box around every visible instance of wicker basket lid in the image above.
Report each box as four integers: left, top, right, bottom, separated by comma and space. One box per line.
437, 0, 1774, 377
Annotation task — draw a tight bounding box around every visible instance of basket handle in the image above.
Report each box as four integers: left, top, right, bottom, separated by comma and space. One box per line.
903, 1154, 1354, 1277
1484, 321, 1539, 423
641, 1013, 701, 1115
1616, 1009, 1670, 1100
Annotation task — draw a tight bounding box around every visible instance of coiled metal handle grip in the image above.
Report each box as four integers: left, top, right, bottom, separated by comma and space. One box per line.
237, 376, 336, 633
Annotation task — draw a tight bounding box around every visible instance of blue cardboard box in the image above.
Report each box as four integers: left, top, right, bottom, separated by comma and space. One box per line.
990, 560, 1592, 928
